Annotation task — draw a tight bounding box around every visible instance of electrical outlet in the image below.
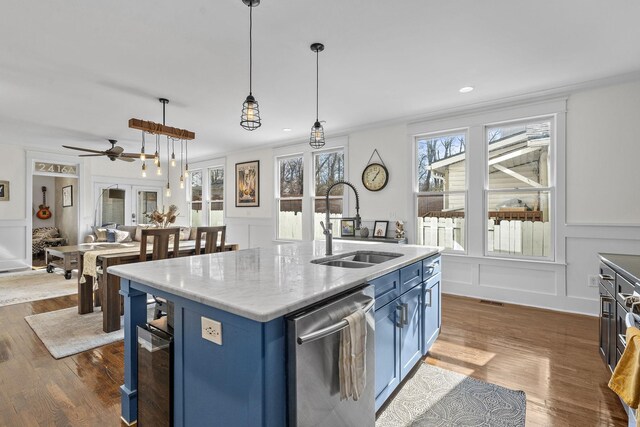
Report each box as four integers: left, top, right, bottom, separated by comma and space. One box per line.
201, 316, 222, 345
588, 275, 599, 288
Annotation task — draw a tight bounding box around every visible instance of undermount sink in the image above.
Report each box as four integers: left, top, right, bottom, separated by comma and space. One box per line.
311, 251, 403, 268
319, 260, 374, 268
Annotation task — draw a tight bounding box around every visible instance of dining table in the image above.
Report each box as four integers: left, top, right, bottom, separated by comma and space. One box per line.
76, 241, 239, 332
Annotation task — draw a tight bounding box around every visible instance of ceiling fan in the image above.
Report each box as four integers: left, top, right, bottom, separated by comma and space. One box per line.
63, 139, 150, 162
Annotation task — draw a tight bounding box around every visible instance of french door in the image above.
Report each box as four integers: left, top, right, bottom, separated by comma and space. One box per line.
95, 184, 163, 227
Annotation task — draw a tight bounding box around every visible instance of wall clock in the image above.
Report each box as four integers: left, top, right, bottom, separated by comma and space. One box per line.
362, 149, 389, 191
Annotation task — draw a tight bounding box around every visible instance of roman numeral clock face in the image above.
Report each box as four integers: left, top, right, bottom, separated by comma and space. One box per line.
362, 163, 389, 191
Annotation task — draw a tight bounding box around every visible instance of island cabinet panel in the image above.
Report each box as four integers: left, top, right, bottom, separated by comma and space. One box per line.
374, 300, 401, 407
373, 255, 441, 412
422, 273, 441, 354
181, 307, 286, 427
399, 285, 423, 379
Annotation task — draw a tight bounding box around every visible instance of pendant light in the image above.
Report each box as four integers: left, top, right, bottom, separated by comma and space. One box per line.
309, 42, 325, 149
240, 0, 262, 131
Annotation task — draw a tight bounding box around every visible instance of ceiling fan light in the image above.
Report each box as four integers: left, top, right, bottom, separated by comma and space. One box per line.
241, 95, 262, 130
310, 121, 325, 149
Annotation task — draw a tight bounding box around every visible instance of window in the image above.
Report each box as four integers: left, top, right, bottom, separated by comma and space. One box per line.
486, 119, 552, 258
276, 155, 304, 240
313, 150, 344, 239
415, 132, 466, 251
189, 169, 204, 227
208, 167, 224, 226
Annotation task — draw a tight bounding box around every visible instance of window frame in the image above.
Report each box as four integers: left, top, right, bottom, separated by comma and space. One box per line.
414, 128, 469, 254
207, 165, 225, 227
275, 153, 305, 241
483, 115, 556, 261
187, 161, 226, 228
272, 139, 348, 242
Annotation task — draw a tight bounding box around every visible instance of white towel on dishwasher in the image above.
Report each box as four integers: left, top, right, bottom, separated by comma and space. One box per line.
339, 308, 367, 401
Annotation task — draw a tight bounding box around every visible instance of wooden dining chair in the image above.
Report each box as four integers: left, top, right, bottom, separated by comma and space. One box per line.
140, 227, 180, 261
195, 226, 226, 254
140, 227, 180, 323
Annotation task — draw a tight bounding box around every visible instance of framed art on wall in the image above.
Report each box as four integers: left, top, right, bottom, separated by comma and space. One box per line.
0, 180, 9, 201
373, 220, 389, 238
62, 185, 73, 207
235, 160, 260, 207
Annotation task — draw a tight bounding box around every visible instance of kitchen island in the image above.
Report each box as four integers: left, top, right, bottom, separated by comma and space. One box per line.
109, 240, 441, 426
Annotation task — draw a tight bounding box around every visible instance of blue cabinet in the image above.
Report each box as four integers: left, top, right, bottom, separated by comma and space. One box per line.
422, 273, 441, 354
400, 285, 423, 379
373, 254, 442, 412
374, 300, 400, 407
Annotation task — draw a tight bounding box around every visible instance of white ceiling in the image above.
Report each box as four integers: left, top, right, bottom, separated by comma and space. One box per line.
2, 0, 640, 160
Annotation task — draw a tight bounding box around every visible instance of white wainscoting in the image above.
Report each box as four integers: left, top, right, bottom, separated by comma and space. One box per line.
0, 219, 29, 271
442, 224, 640, 316
225, 217, 276, 250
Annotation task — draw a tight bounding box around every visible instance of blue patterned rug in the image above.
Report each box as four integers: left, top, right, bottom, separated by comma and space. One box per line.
376, 363, 526, 426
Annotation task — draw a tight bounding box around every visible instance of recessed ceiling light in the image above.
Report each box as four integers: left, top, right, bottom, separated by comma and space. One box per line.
459, 86, 474, 93
283, 128, 292, 132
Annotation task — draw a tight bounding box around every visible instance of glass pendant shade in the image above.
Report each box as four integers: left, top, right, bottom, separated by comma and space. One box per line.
241, 94, 261, 130
310, 121, 325, 148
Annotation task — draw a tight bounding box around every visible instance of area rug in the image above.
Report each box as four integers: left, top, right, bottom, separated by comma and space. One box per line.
0, 270, 77, 307
25, 306, 153, 359
376, 363, 526, 427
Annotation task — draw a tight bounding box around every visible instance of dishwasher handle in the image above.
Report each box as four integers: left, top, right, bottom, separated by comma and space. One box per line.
296, 298, 375, 345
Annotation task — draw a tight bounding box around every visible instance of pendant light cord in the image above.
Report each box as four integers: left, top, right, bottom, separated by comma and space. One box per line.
249, 4, 253, 95
316, 48, 319, 122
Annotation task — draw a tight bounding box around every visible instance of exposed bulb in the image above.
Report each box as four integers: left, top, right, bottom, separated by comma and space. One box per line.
179, 175, 185, 189
165, 183, 171, 197
156, 166, 162, 176
140, 148, 146, 161
154, 151, 160, 166
141, 162, 147, 177
184, 165, 189, 177
246, 101, 256, 121
171, 154, 176, 168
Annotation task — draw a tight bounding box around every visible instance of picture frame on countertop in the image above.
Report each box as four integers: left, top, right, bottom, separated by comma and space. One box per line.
235, 160, 260, 207
62, 185, 73, 207
373, 220, 388, 238
340, 219, 355, 237
0, 180, 9, 201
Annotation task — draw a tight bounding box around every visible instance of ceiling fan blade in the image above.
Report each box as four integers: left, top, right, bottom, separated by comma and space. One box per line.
107, 146, 124, 155
120, 153, 154, 159
78, 154, 107, 157
62, 145, 105, 154
116, 157, 136, 162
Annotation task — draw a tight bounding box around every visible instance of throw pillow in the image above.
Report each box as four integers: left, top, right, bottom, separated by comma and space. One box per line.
106, 230, 116, 243
179, 227, 191, 241
114, 229, 132, 243
92, 227, 108, 242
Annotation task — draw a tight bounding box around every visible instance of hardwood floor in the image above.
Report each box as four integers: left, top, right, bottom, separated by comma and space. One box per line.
427, 295, 628, 427
0, 292, 628, 426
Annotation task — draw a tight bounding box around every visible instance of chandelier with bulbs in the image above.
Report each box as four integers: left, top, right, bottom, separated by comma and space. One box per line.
129, 98, 195, 196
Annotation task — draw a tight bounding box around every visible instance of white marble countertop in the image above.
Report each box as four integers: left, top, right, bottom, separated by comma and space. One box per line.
108, 240, 441, 322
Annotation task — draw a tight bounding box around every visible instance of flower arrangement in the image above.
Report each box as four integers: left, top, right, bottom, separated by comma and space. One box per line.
149, 204, 179, 228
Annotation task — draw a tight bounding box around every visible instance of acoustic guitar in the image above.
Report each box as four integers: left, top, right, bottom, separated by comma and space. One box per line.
36, 186, 52, 220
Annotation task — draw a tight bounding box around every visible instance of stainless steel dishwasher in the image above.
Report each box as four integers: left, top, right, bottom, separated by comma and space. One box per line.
287, 285, 375, 427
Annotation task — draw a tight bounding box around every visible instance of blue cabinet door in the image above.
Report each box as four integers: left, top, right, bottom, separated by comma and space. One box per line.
399, 285, 423, 379
374, 301, 400, 411
422, 273, 441, 355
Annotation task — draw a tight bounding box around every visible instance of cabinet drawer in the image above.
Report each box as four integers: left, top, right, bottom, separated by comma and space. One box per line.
616, 274, 635, 308
370, 270, 400, 309
423, 255, 441, 281
400, 261, 422, 294
599, 262, 615, 295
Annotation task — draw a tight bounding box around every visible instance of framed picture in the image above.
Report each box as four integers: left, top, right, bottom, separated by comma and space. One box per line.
62, 185, 73, 207
235, 160, 260, 207
0, 180, 9, 201
373, 220, 389, 238
340, 219, 355, 237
